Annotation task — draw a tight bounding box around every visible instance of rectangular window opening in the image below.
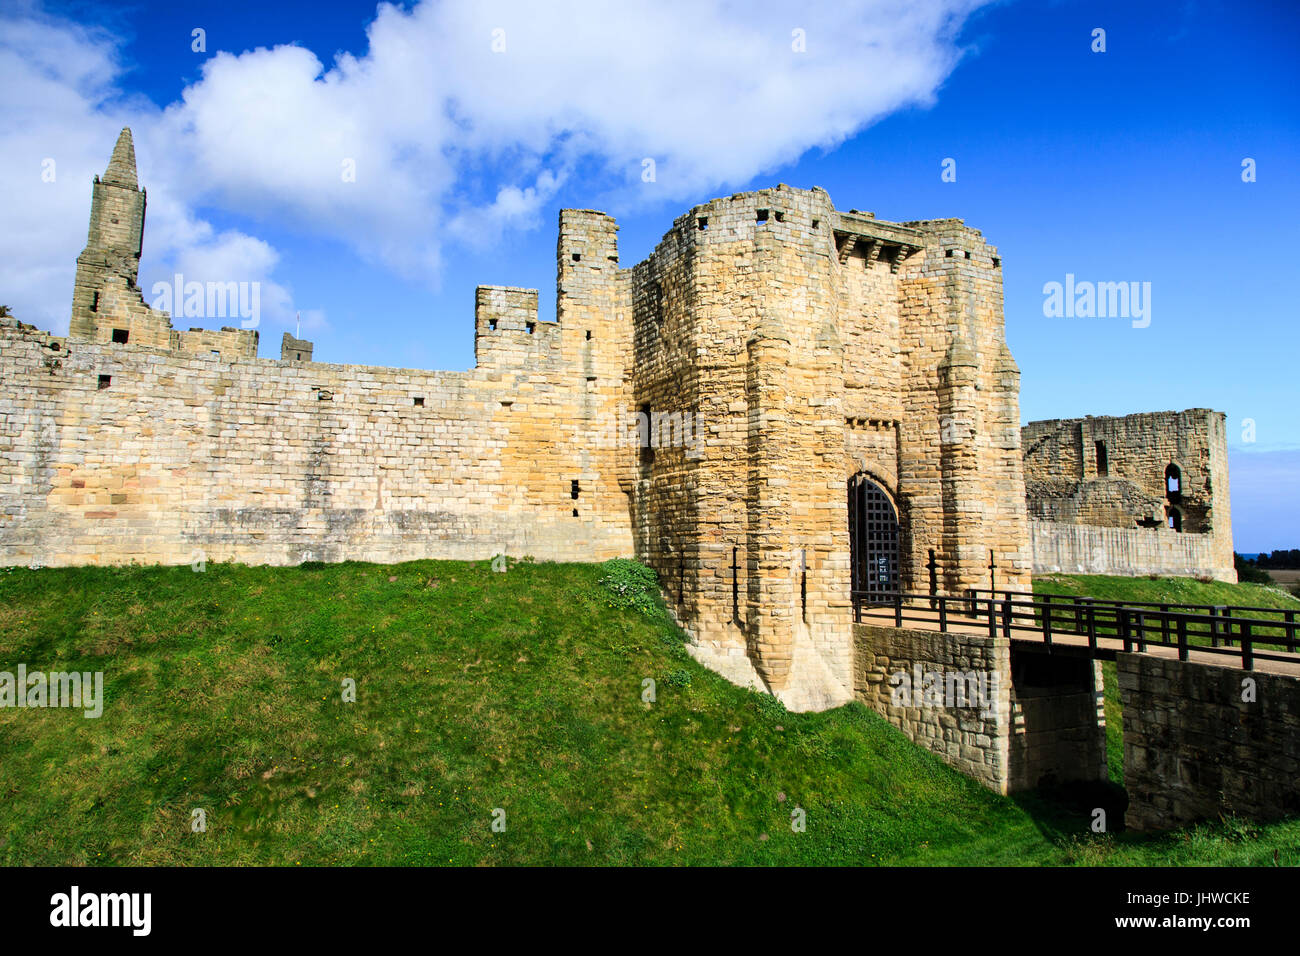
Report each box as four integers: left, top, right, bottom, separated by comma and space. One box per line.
488, 318, 497, 331
97, 374, 111, 390
698, 217, 708, 231
111, 328, 129, 344
571, 480, 580, 500
756, 209, 769, 223
413, 396, 424, 407
572, 252, 581, 262
774, 211, 785, 222
90, 292, 99, 313
1095, 441, 1109, 476
526, 322, 535, 334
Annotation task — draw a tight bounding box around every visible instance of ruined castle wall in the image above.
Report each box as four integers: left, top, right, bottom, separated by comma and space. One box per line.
1030, 520, 1227, 580
0, 317, 633, 568
1024, 410, 1235, 581
173, 326, 260, 360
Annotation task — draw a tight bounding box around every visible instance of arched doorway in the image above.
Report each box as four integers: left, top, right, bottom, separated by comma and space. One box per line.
848, 474, 899, 604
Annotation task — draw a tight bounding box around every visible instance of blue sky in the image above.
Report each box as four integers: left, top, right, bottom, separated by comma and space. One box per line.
2, 0, 1297, 551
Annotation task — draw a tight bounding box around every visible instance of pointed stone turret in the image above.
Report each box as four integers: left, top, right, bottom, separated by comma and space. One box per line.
68, 127, 173, 347
102, 128, 138, 188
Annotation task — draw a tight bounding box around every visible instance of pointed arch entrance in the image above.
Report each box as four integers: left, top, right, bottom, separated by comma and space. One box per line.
848, 474, 900, 604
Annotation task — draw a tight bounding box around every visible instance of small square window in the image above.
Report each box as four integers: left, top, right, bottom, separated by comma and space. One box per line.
488, 319, 497, 331
585, 329, 592, 340
526, 322, 535, 334
97, 374, 111, 389
572, 253, 581, 262
774, 211, 785, 222
756, 209, 769, 223
413, 396, 424, 407
698, 217, 708, 231
111, 328, 129, 344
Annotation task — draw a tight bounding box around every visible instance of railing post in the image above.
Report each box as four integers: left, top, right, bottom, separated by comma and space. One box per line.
1287, 610, 1296, 653
894, 592, 903, 628
1160, 605, 1170, 645
1119, 607, 1131, 653
1086, 600, 1097, 653
1002, 598, 1011, 639
1074, 596, 1085, 634
927, 549, 938, 610
1210, 605, 1224, 648
1242, 622, 1254, 671
1134, 611, 1146, 652
1043, 594, 1052, 645
938, 595, 948, 633
1177, 616, 1188, 662
1222, 606, 1233, 647
986, 598, 996, 640
966, 588, 975, 617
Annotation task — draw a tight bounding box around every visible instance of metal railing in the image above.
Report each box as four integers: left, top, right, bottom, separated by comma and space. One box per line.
852, 589, 1300, 672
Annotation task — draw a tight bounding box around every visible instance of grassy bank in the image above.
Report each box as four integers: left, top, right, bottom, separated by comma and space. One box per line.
1, 561, 1297, 866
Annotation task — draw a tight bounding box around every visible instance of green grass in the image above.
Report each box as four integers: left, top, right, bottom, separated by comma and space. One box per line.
1, 561, 1298, 866
1034, 572, 1300, 615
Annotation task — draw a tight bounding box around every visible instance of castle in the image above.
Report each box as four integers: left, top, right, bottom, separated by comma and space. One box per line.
0, 129, 1234, 711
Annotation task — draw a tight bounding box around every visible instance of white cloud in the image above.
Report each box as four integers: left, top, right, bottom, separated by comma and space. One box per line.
0, 0, 989, 335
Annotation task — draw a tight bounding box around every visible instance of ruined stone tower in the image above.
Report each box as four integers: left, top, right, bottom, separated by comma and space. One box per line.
68, 128, 162, 347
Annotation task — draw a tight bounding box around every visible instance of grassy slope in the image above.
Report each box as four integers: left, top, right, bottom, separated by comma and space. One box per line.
1, 561, 1297, 866
1034, 574, 1300, 787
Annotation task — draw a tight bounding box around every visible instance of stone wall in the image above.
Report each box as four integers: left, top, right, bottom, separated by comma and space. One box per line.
854, 624, 1107, 794
1119, 653, 1300, 830
0, 316, 633, 568
854, 623, 1011, 791
1031, 519, 1229, 581
1007, 652, 1107, 791
1023, 409, 1235, 581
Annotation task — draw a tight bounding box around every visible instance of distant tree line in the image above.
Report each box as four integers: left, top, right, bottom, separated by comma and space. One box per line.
1242, 550, 1300, 569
